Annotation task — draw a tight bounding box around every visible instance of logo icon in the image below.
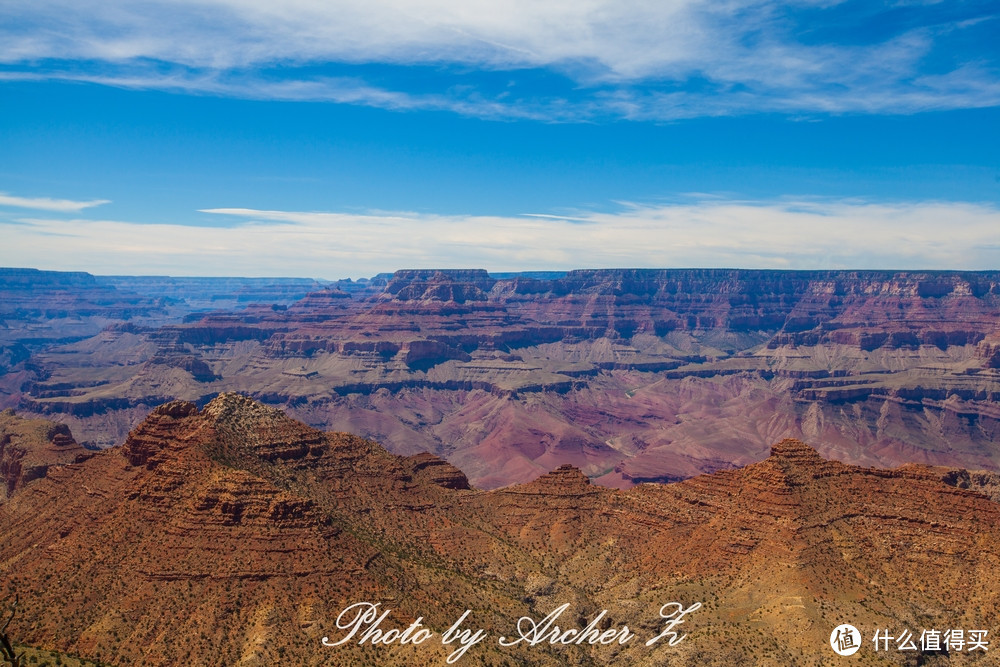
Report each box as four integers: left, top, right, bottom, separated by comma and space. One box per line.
831, 624, 861, 656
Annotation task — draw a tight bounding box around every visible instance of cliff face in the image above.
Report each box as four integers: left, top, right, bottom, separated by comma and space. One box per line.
0, 268, 170, 346
10, 268, 1000, 488
0, 401, 998, 666
504, 269, 1000, 342
0, 408, 89, 499
384, 268, 495, 302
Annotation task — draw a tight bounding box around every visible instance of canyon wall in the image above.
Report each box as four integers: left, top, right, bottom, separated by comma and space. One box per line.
4, 267, 1000, 488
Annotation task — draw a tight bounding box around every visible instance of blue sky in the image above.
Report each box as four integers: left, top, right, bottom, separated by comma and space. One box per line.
1, 0, 998, 277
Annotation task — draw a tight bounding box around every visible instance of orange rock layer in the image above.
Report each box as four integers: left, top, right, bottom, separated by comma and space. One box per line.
0, 397, 998, 666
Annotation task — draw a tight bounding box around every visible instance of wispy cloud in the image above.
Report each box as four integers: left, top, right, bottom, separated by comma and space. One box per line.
0, 191, 110, 212
2, 198, 997, 276
1, 1, 997, 120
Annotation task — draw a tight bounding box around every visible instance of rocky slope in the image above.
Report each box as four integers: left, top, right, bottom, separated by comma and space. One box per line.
0, 408, 90, 499
0, 398, 998, 666
8, 268, 1000, 488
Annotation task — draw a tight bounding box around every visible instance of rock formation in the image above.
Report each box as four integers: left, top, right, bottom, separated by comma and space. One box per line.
0, 399, 998, 665
0, 408, 89, 500
7, 268, 1000, 488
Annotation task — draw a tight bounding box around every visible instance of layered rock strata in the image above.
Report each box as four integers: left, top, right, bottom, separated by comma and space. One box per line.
0, 399, 998, 665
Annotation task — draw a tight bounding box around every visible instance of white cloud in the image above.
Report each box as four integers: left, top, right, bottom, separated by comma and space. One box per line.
0, 1, 997, 119
0, 192, 110, 212
2, 198, 997, 277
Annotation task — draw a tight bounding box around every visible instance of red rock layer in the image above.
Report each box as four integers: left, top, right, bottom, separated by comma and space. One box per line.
0, 408, 89, 499
1, 400, 999, 665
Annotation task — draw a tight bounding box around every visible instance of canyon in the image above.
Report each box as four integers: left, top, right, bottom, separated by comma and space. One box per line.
3, 267, 1000, 489
1, 395, 998, 665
